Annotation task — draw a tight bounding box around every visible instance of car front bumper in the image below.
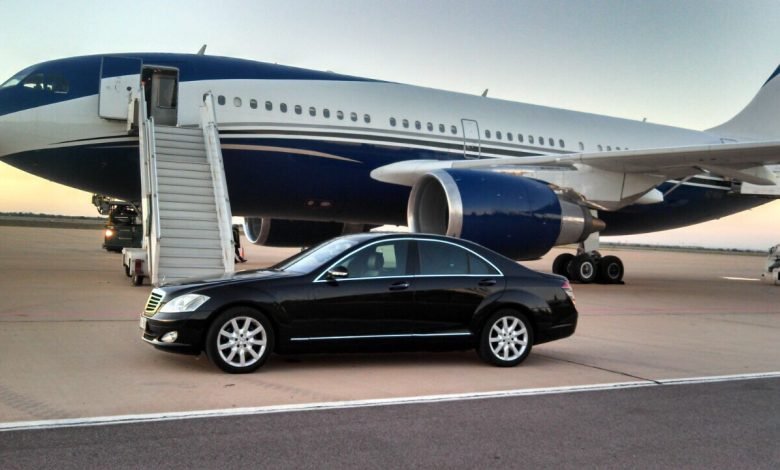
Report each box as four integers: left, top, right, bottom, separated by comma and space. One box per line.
140, 314, 209, 355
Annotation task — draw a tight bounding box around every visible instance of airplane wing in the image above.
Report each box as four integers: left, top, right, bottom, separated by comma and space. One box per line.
371, 140, 780, 187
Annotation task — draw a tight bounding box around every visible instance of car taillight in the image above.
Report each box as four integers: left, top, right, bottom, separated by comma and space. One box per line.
562, 279, 575, 304
105, 228, 115, 238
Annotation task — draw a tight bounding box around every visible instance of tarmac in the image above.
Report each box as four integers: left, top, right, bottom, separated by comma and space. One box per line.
0, 225, 777, 424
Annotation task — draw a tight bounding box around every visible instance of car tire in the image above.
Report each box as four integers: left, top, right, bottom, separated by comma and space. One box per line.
568, 254, 597, 284
598, 255, 624, 284
206, 307, 274, 374
478, 309, 533, 367
132, 274, 144, 286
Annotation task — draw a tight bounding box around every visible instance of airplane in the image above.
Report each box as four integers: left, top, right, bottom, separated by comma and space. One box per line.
1, 51, 779, 284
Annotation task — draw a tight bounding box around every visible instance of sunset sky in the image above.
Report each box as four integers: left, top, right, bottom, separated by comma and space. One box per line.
1, 0, 779, 250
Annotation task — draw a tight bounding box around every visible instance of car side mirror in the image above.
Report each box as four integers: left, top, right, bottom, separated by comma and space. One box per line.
327, 267, 349, 279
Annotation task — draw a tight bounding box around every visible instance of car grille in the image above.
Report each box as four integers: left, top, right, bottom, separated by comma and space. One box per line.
144, 290, 164, 317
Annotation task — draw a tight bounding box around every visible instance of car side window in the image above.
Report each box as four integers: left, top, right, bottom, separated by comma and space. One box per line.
337, 241, 409, 279
418, 241, 499, 275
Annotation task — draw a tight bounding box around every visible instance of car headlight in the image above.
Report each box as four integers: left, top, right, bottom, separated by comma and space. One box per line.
160, 294, 210, 313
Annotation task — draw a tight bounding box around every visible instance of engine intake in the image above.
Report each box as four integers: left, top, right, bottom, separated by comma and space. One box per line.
408, 169, 603, 259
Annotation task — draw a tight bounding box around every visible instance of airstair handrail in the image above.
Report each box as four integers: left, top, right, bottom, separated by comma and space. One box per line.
136, 84, 162, 285
200, 92, 236, 274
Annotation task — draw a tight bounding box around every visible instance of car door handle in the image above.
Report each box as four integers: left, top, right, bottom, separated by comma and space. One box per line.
389, 281, 410, 291
478, 279, 497, 287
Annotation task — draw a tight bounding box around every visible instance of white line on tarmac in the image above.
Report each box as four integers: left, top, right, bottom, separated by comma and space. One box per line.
2, 371, 779, 433
722, 277, 760, 281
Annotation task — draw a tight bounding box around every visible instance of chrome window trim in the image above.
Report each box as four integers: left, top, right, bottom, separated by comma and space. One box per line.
313, 237, 504, 283
290, 331, 472, 342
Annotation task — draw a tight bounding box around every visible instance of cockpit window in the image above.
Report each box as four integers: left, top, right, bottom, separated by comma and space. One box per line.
0, 67, 34, 89
0, 70, 68, 94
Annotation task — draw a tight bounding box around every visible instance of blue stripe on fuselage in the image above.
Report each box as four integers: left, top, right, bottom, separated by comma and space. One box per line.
0, 53, 378, 117
1, 135, 769, 232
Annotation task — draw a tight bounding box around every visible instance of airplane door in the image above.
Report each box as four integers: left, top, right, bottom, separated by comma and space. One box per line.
99, 57, 141, 120
461, 119, 481, 159
144, 68, 179, 126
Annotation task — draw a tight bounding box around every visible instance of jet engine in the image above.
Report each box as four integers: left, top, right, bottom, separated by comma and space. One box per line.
242, 217, 372, 247
407, 169, 604, 260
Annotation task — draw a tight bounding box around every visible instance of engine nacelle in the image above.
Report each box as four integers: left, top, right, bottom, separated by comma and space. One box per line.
407, 169, 604, 260
242, 217, 371, 247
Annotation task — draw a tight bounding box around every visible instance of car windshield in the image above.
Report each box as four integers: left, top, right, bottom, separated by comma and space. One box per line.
274, 237, 362, 274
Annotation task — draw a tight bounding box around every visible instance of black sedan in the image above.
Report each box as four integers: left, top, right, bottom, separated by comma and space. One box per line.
140, 233, 577, 373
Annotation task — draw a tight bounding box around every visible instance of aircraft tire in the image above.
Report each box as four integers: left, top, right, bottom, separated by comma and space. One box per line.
568, 254, 597, 284
597, 255, 624, 284
552, 253, 574, 277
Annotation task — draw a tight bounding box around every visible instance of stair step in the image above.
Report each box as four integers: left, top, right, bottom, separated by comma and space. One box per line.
157, 184, 215, 197
156, 148, 208, 160
160, 228, 221, 240
158, 268, 226, 285
157, 179, 214, 193
157, 168, 212, 181
160, 216, 220, 230
154, 130, 203, 141
161, 237, 227, 249
158, 193, 216, 205
157, 200, 216, 213
155, 126, 202, 136
156, 160, 211, 173
158, 257, 225, 269
159, 209, 219, 222
157, 247, 224, 259
155, 139, 206, 151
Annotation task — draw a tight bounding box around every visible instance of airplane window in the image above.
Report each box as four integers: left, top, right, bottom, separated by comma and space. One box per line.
539, 136, 544, 145
427, 122, 433, 131
485, 130, 491, 139
234, 97, 242, 107
350, 112, 358, 122
265, 101, 273, 111
250, 99, 258, 109
390, 117, 397, 127
337, 110, 344, 120
507, 133, 513, 142
217, 95, 226, 106
529, 135, 534, 144
415, 121, 421, 130
559, 139, 565, 148
496, 131, 502, 140
548, 137, 554, 146
616, 146, 621, 150
364, 114, 371, 123
280, 103, 288, 113
579, 142, 584, 151
518, 134, 524, 143
598, 145, 603, 151
450, 125, 457, 134
439, 124, 445, 133
294, 105, 302, 115
309, 107, 316, 117
607, 146, 612, 151
323, 108, 331, 118
402, 119, 409, 128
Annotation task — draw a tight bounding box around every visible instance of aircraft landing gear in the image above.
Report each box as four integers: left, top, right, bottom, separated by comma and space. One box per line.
552, 251, 624, 284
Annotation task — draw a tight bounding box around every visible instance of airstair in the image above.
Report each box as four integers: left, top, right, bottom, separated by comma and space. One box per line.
126, 90, 235, 286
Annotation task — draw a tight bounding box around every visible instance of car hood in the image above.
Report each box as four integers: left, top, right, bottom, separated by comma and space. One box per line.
159, 269, 299, 291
